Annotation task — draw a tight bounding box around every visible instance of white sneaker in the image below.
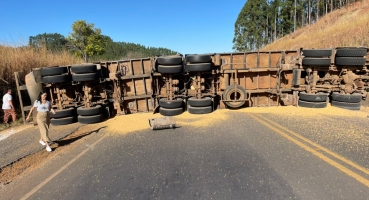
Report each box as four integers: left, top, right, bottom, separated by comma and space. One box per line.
46, 146, 52, 152
39, 140, 46, 146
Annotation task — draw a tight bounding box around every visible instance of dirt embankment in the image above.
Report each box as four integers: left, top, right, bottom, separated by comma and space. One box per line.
261, 0, 369, 51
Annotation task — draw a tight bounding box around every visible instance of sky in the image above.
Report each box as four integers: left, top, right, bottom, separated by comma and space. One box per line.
0, 0, 246, 55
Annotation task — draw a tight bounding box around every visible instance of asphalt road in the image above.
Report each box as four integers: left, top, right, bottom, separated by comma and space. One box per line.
1, 111, 369, 200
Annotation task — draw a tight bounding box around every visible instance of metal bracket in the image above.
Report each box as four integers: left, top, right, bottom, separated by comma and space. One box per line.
120, 65, 129, 76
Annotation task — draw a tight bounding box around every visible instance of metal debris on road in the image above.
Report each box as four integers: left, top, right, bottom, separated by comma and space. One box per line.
148, 117, 177, 130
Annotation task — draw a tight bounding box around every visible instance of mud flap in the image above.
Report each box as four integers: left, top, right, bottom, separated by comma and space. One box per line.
148, 116, 176, 130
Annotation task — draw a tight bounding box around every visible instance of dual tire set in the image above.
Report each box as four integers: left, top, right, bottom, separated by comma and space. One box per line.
302, 48, 367, 66
40, 66, 72, 126
158, 97, 213, 116
298, 92, 362, 110
77, 105, 103, 124
156, 56, 185, 116
41, 64, 100, 84
50, 104, 104, 126
70, 64, 99, 82
42, 64, 104, 125
185, 55, 213, 114
156, 54, 213, 74
331, 92, 362, 110
298, 92, 328, 108
156, 54, 214, 116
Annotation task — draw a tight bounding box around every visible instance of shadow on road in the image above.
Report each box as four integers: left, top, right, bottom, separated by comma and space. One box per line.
54, 126, 107, 147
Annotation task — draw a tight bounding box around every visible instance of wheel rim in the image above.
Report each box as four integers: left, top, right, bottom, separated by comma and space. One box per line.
225, 89, 245, 108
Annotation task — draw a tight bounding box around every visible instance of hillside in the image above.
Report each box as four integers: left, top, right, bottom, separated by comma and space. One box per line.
261, 0, 369, 51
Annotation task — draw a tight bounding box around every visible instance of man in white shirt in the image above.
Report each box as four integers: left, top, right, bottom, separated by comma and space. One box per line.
2, 89, 16, 123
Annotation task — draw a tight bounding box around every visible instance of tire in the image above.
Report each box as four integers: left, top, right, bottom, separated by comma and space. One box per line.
51, 116, 74, 126
298, 100, 327, 108
159, 107, 183, 116
78, 114, 102, 124
223, 85, 247, 108
302, 58, 331, 66
159, 99, 183, 109
302, 49, 332, 57
77, 105, 102, 116
157, 56, 182, 65
335, 57, 366, 66
72, 73, 97, 82
71, 64, 97, 74
299, 92, 327, 102
331, 100, 361, 110
331, 92, 362, 103
157, 65, 183, 74
187, 97, 212, 107
185, 63, 212, 72
42, 74, 70, 83
50, 107, 75, 119
186, 54, 212, 63
187, 105, 212, 114
336, 48, 367, 57
41, 66, 68, 76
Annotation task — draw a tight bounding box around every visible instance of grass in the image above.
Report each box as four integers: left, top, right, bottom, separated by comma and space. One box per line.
0, 43, 82, 89
0, 43, 82, 132
0, 118, 24, 132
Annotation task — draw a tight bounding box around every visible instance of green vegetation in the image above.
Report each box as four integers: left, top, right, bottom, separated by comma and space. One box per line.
67, 20, 107, 62
25, 20, 178, 62
29, 33, 68, 52
91, 37, 178, 61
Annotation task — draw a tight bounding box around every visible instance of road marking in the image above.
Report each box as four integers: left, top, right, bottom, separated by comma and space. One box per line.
255, 114, 369, 176
249, 113, 369, 188
0, 129, 15, 141
20, 134, 108, 200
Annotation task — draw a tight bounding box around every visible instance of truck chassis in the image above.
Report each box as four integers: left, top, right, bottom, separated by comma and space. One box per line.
19, 47, 369, 125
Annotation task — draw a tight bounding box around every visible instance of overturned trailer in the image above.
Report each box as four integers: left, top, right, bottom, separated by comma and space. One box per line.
19, 47, 369, 125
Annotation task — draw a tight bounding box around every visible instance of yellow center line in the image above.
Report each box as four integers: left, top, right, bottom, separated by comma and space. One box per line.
255, 113, 369, 176
249, 113, 369, 188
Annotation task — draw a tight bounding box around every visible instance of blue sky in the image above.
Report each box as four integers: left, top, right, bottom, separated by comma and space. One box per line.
0, 0, 246, 54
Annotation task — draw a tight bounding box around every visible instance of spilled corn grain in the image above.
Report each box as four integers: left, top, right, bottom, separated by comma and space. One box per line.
236, 104, 369, 118
100, 109, 230, 134
97, 104, 369, 135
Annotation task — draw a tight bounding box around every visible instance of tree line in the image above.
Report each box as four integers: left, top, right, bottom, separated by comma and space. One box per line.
29, 21, 177, 62
233, 0, 360, 51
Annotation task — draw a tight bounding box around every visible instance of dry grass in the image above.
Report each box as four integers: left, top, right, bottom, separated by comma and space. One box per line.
0, 118, 24, 132
0, 43, 82, 90
261, 0, 369, 51
0, 42, 82, 125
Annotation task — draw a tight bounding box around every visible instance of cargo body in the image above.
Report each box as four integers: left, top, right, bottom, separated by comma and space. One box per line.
19, 47, 369, 125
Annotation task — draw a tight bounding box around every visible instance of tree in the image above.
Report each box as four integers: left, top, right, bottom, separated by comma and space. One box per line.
67, 20, 106, 62
233, 0, 269, 51
90, 36, 178, 61
29, 33, 68, 51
